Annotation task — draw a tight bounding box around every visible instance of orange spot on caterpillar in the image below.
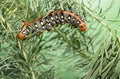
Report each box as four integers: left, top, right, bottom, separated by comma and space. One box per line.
18, 32, 26, 40
23, 21, 28, 25
80, 23, 86, 31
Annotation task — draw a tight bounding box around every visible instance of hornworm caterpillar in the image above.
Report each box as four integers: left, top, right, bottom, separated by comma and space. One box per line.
18, 10, 86, 40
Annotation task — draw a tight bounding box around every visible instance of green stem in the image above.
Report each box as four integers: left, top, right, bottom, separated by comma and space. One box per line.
53, 26, 89, 58
29, 66, 36, 79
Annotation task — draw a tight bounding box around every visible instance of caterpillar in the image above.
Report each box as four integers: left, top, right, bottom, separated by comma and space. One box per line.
18, 10, 86, 40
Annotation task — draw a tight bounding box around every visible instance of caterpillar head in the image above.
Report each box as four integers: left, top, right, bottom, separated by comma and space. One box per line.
79, 23, 86, 31
18, 21, 32, 40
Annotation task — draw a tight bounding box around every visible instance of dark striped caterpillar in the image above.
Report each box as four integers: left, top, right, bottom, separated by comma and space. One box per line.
18, 10, 86, 40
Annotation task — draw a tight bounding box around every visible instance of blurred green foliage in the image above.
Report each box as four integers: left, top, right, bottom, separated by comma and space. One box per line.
0, 0, 120, 79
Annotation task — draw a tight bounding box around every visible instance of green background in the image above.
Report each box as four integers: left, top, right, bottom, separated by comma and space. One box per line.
0, 0, 120, 79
